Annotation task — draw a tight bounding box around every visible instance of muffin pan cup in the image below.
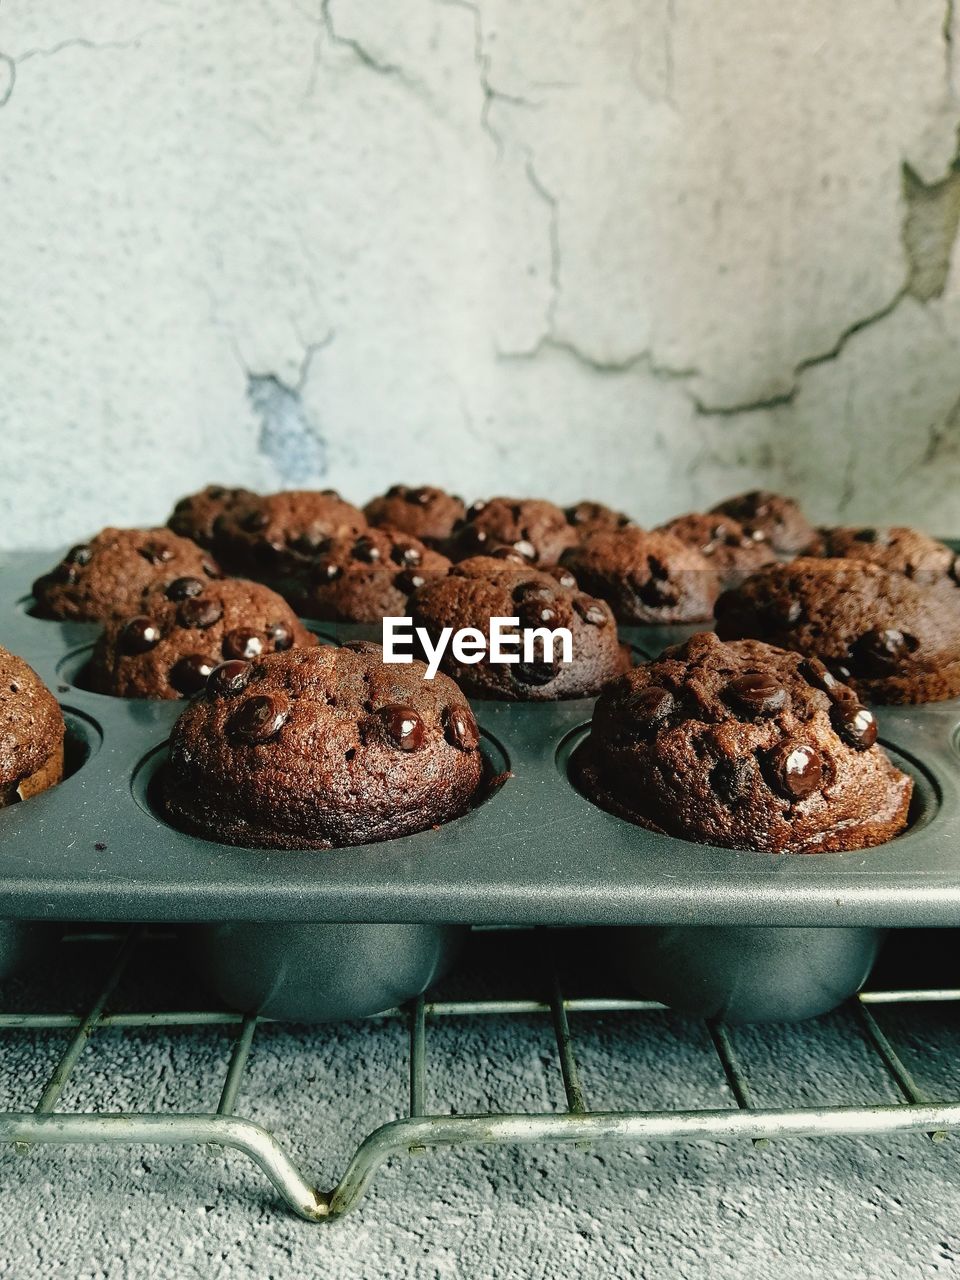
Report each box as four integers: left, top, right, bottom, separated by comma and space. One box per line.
2, 551, 960, 1023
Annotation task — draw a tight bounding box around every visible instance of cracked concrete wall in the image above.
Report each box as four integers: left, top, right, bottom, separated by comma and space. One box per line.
2, 0, 960, 548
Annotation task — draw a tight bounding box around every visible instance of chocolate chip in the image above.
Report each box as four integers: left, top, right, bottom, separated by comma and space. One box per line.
166, 576, 205, 601
950, 556, 960, 586
831, 702, 878, 750
120, 616, 161, 654
766, 742, 823, 799
391, 542, 423, 567
380, 704, 425, 750
227, 694, 288, 743
139, 542, 174, 565
266, 622, 293, 651
313, 560, 343, 582
352, 536, 381, 563
512, 539, 537, 562
291, 532, 331, 555
487, 545, 526, 564
850, 628, 916, 676
208, 486, 226, 499
52, 562, 79, 585
201, 559, 219, 578
177, 596, 223, 629
409, 487, 432, 505
207, 659, 251, 696
442, 705, 479, 750
241, 510, 268, 532
710, 756, 757, 802
169, 654, 216, 696
725, 673, 787, 718
396, 570, 427, 593
466, 501, 487, 520
574, 598, 607, 625
637, 557, 681, 607
515, 660, 556, 686
853, 528, 878, 543
65, 544, 93, 566
548, 567, 577, 590
627, 685, 675, 729
222, 629, 264, 660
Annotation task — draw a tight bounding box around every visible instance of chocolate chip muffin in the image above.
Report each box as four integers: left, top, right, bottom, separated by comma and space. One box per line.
560, 527, 720, 625
0, 647, 66, 805
163, 643, 486, 849
211, 489, 367, 578
577, 632, 912, 853
564, 501, 634, 541
409, 556, 630, 700
363, 485, 466, 548
446, 497, 578, 565
167, 484, 259, 550
820, 525, 958, 588
709, 491, 821, 557
281, 529, 451, 623
32, 529, 220, 623
715, 557, 960, 704
656, 512, 777, 589
88, 577, 316, 700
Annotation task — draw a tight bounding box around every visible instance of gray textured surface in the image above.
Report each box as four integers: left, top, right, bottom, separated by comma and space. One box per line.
0, 932, 959, 1277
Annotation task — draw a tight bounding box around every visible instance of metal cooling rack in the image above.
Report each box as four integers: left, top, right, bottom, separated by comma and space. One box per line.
1, 927, 959, 1221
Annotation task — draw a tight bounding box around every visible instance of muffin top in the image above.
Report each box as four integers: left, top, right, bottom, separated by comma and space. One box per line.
560, 527, 720, 625
281, 528, 451, 623
564, 501, 634, 540
579, 632, 912, 854
715, 557, 960, 704
0, 646, 65, 800
163, 642, 486, 849
32, 528, 220, 623
820, 525, 958, 587
656, 512, 777, 588
212, 489, 367, 577
167, 484, 259, 549
709, 491, 820, 556
446, 497, 578, 565
88, 576, 317, 700
409, 556, 631, 700
363, 484, 466, 547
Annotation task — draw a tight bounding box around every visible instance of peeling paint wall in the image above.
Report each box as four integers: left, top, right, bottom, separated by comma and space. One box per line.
2, 0, 960, 547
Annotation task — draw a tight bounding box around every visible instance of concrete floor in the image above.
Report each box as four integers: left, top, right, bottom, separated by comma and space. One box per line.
0, 931, 958, 1278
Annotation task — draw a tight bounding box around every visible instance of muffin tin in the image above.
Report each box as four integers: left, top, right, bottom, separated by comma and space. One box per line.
2, 549, 960, 1022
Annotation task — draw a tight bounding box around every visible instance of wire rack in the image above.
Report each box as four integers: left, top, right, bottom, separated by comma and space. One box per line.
1, 926, 959, 1221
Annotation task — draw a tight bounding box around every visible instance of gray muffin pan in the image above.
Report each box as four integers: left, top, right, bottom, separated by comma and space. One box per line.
1, 549, 960, 1023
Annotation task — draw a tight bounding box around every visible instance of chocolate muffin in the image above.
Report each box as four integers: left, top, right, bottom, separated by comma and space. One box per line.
363, 484, 466, 548
88, 577, 316, 700
715, 557, 960, 704
32, 529, 220, 623
820, 525, 958, 587
282, 528, 451, 623
560, 527, 720, 625
211, 489, 367, 578
167, 484, 259, 550
0, 647, 65, 805
564, 501, 634, 541
446, 497, 578, 565
709, 491, 820, 557
578, 632, 912, 854
409, 556, 630, 700
163, 643, 486, 849
656, 512, 778, 589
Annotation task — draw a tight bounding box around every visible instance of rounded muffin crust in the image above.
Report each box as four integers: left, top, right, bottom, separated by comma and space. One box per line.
88, 576, 317, 699
167, 484, 259, 549
446, 497, 578, 565
31, 528, 220, 623
363, 484, 466, 547
409, 555, 631, 700
564, 501, 634, 541
163, 643, 486, 849
212, 489, 367, 578
820, 525, 959, 587
656, 512, 777, 589
0, 646, 65, 806
578, 632, 912, 854
560, 527, 720, 624
715, 556, 960, 704
281, 528, 450, 623
709, 491, 821, 556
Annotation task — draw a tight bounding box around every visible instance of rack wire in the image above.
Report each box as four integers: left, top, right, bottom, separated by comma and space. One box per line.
1, 927, 959, 1221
